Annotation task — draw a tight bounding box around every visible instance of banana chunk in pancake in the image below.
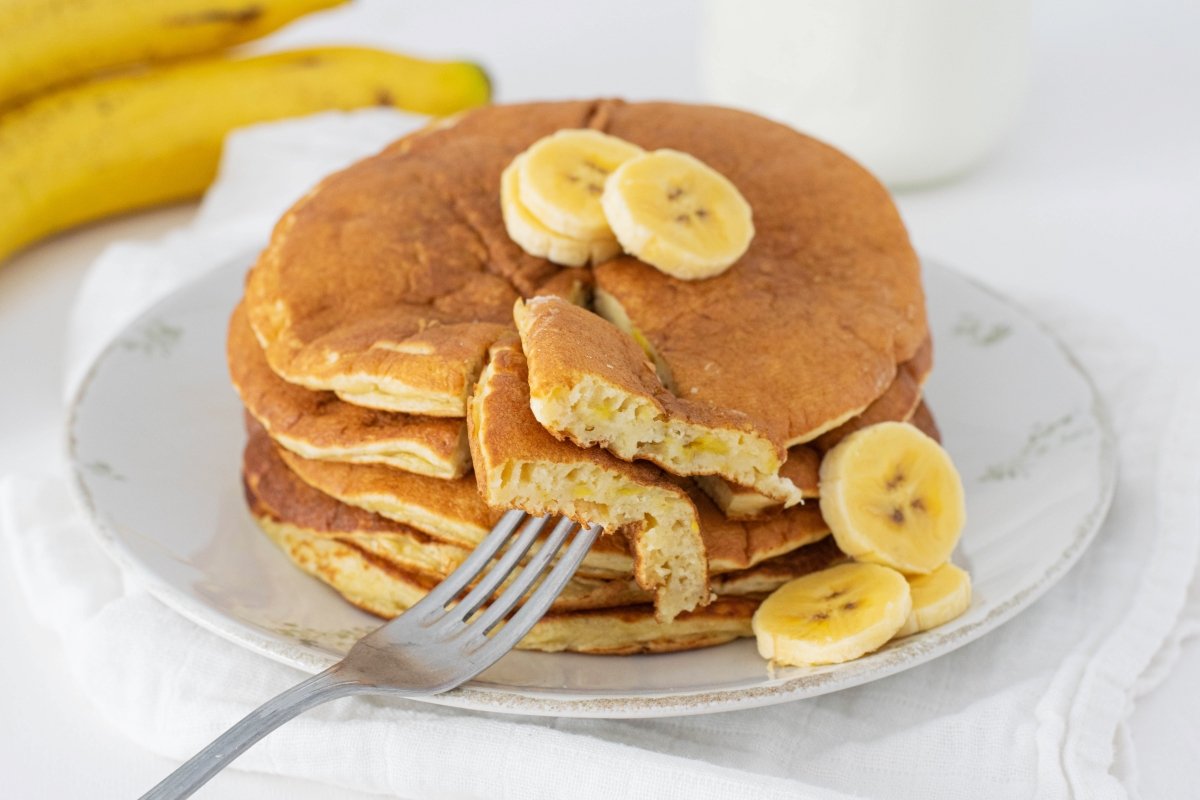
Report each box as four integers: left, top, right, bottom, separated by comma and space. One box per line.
468, 335, 709, 623
515, 296, 800, 505
229, 303, 471, 479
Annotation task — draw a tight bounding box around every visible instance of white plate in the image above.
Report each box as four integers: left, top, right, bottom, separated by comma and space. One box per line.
67, 257, 1116, 718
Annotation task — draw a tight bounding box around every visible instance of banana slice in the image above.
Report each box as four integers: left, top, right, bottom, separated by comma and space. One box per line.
500, 156, 621, 267
894, 563, 972, 638
752, 562, 911, 666
600, 148, 754, 280
819, 421, 966, 575
517, 129, 644, 240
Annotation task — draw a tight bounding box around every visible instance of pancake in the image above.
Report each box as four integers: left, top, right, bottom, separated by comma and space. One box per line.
249, 452, 843, 619
248, 415, 831, 582
699, 375, 941, 521
514, 295, 800, 505
468, 334, 708, 623
910, 400, 941, 442
275, 434, 500, 548
591, 102, 926, 448
245, 420, 636, 581
244, 102, 599, 416
247, 474, 844, 653
691, 484, 830, 572
251, 499, 755, 653
695, 446, 822, 521
811, 336, 933, 454
709, 536, 846, 597
247, 465, 756, 652
229, 303, 471, 479
245, 100, 926, 436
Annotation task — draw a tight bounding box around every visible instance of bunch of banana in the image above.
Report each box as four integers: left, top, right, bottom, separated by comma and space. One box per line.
0, 0, 348, 109
0, 1, 491, 264
500, 129, 754, 279
753, 422, 972, 666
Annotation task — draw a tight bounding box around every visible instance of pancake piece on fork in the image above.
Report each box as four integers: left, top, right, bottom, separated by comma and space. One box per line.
468, 334, 709, 623
514, 295, 801, 506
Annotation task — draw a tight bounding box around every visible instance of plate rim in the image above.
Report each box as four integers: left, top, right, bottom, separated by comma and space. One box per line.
65, 255, 1118, 718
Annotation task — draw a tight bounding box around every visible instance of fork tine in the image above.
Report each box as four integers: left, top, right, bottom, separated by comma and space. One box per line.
440, 512, 552, 626
416, 509, 527, 613
469, 516, 578, 633
469, 523, 601, 657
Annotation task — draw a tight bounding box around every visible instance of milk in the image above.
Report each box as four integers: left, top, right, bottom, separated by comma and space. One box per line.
701, 0, 1032, 188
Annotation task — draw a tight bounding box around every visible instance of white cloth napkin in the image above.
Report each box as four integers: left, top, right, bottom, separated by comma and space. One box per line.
3, 110, 1198, 800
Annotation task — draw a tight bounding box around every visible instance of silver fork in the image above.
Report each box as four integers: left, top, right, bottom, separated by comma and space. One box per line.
140, 510, 600, 800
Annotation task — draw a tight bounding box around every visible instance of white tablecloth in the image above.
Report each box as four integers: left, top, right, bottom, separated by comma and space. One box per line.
0, 0, 1197, 797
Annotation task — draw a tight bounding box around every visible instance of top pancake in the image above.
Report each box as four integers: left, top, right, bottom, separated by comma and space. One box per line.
245, 100, 926, 433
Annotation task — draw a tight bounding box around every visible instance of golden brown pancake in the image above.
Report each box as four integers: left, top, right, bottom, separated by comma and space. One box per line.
811, 337, 933, 454
229, 303, 471, 479
246, 439, 844, 615
698, 377, 940, 521
246, 460, 757, 652
244, 102, 602, 416
591, 102, 926, 448
468, 335, 708, 623
247, 414, 833, 582
276, 436, 501, 548
514, 295, 800, 504
245, 100, 926, 435
691, 484, 830, 572
709, 536, 846, 597
251, 500, 757, 653
244, 420, 637, 580
910, 400, 941, 442
246, 467, 842, 653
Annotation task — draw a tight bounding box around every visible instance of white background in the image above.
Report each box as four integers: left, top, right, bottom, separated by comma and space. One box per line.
1, 0, 1197, 796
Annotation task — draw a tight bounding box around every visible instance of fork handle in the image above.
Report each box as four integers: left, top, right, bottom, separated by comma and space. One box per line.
139, 665, 363, 800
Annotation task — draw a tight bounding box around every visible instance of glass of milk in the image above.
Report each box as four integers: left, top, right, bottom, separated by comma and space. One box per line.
701, 0, 1032, 188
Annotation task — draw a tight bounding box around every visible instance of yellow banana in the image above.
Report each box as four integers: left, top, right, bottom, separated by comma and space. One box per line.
0, 47, 491, 263
0, 0, 347, 108
601, 149, 755, 280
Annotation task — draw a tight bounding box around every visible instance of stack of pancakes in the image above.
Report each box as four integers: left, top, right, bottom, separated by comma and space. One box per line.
228, 99, 935, 654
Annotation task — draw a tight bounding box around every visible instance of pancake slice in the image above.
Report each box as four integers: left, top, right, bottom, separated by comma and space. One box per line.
247, 427, 846, 601
246, 470, 755, 653
243, 102, 608, 417
275, 437, 500, 549
468, 335, 709, 623
696, 446, 821, 521
229, 303, 471, 479
709, 536, 846, 597
812, 337, 932, 454
514, 296, 801, 505
245, 420, 636, 582
693, 485, 830, 573
698, 350, 937, 520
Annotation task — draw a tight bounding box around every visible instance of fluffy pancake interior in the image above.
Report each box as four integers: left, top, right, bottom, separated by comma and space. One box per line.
515, 296, 800, 505
469, 337, 709, 623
